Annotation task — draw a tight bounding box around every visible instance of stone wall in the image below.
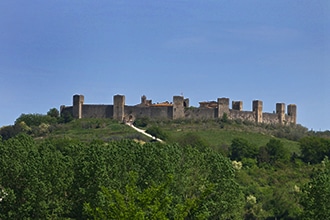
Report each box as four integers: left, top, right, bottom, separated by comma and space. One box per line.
82, 105, 113, 118
125, 106, 172, 120
60, 94, 297, 126
263, 113, 280, 124
60, 106, 73, 116
229, 110, 255, 122
185, 108, 216, 119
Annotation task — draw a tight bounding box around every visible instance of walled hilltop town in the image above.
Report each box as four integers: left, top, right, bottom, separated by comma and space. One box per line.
60, 94, 297, 125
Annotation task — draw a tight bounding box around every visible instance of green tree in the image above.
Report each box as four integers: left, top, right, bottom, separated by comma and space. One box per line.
0, 123, 26, 140
15, 113, 57, 127
85, 172, 199, 220
0, 134, 74, 219
299, 136, 330, 164
300, 157, 330, 219
230, 138, 258, 161
58, 111, 74, 123
265, 139, 289, 164
47, 108, 59, 118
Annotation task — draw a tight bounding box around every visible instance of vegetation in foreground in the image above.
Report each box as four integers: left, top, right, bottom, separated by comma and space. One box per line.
0, 111, 330, 219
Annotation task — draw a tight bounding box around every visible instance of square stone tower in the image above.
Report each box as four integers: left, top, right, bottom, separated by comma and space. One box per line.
113, 95, 125, 121
276, 103, 285, 124
73, 94, 84, 119
217, 98, 230, 118
232, 101, 243, 111
173, 96, 185, 120
287, 104, 297, 124
253, 100, 263, 123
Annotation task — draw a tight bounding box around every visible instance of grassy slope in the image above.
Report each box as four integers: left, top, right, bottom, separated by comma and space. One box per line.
45, 118, 149, 142
152, 119, 301, 154
45, 118, 300, 155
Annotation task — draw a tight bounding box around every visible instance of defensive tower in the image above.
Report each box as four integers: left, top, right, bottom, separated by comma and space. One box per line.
217, 98, 230, 118
173, 96, 185, 120
73, 94, 84, 119
113, 95, 125, 121
253, 100, 263, 123
287, 104, 297, 124
276, 103, 285, 124
232, 101, 243, 111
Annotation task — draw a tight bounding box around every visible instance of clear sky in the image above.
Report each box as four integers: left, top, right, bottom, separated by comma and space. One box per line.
1, 0, 329, 130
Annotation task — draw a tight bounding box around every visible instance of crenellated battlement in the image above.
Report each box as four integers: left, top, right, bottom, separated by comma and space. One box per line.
60, 94, 297, 125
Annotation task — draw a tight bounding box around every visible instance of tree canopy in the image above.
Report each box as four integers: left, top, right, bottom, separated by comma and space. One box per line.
0, 134, 244, 219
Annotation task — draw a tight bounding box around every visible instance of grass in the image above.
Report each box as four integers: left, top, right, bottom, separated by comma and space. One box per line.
47, 118, 150, 142
41, 117, 301, 154
148, 119, 301, 154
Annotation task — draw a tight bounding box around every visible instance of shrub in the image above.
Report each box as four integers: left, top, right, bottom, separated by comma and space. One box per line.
145, 126, 168, 140
176, 132, 210, 149
133, 117, 149, 128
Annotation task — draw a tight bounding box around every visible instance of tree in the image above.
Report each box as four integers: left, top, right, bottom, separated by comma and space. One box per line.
0, 136, 244, 219
265, 139, 289, 164
0, 122, 32, 141
58, 111, 73, 123
300, 157, 330, 219
47, 108, 59, 118
299, 136, 330, 164
15, 113, 57, 127
84, 172, 199, 220
0, 134, 74, 219
230, 138, 258, 161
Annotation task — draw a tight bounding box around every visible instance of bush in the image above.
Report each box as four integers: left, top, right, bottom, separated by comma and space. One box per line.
176, 132, 210, 149
145, 126, 168, 140
133, 117, 149, 128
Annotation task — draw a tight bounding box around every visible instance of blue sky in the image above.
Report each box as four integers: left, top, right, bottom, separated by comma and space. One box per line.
1, 0, 329, 130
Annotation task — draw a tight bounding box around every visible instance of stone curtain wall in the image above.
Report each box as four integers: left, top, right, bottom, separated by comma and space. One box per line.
60, 94, 297, 125
82, 105, 113, 118
125, 106, 172, 120
185, 108, 215, 119
229, 110, 255, 122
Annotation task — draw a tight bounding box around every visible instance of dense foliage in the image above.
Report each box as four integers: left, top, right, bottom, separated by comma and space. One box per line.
0, 134, 243, 219
299, 136, 330, 164
1, 114, 330, 219
300, 157, 330, 219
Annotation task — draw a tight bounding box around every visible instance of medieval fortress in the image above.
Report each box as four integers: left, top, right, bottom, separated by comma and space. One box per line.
60, 94, 297, 125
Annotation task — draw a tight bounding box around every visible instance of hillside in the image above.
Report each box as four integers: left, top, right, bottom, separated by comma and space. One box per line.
1, 112, 330, 219
33, 117, 304, 153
